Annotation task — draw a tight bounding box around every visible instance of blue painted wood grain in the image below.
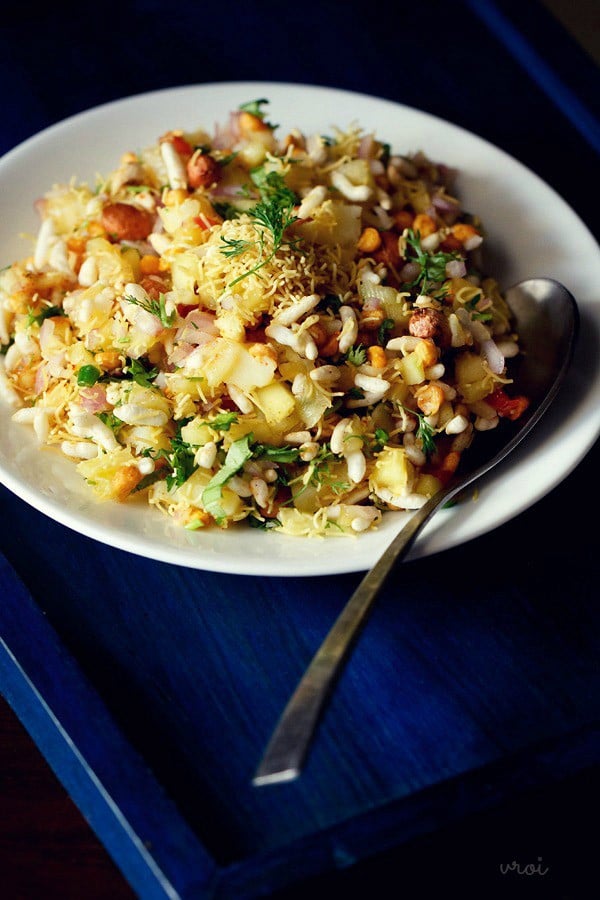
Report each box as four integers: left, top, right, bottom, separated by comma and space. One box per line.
1, 431, 599, 897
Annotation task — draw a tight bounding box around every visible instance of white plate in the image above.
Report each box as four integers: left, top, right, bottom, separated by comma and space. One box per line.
1, 82, 599, 576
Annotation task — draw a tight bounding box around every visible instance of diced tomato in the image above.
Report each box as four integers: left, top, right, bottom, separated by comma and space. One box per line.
245, 324, 267, 343
487, 388, 530, 420
428, 449, 461, 486
356, 329, 377, 347
439, 234, 463, 253
193, 215, 220, 231
372, 230, 402, 269
176, 303, 196, 317
264, 485, 292, 518
219, 394, 238, 412
245, 316, 268, 343
392, 209, 414, 232
170, 134, 193, 157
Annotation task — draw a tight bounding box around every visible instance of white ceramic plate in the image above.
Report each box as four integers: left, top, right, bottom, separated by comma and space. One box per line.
1, 82, 599, 576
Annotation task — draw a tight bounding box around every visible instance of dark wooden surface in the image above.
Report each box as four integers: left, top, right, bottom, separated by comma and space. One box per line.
2, 693, 598, 899
0, 696, 134, 900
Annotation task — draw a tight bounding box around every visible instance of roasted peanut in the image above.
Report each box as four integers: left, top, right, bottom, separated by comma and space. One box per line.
308, 322, 328, 346
439, 233, 463, 253
408, 308, 451, 347
163, 188, 188, 207
320, 333, 340, 357
139, 254, 162, 275
186, 152, 221, 189
238, 111, 271, 134
181, 507, 212, 528
86, 221, 106, 238
451, 222, 484, 252
101, 202, 154, 242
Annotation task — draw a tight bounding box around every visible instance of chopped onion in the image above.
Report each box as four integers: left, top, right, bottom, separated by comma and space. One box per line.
445, 258, 466, 278
358, 134, 374, 159
34, 363, 48, 395
38, 317, 55, 353
481, 338, 505, 374
80, 385, 109, 414
432, 193, 460, 214
455, 306, 490, 343
399, 261, 421, 282
176, 309, 219, 344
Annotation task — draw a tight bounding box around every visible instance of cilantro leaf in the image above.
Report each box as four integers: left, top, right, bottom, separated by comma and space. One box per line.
409, 407, 437, 457
248, 515, 281, 530
345, 344, 367, 366
404, 228, 461, 292
252, 443, 301, 463
377, 317, 395, 346
97, 411, 123, 435
466, 293, 493, 322
374, 427, 389, 449
125, 357, 158, 388
201, 433, 253, 521
166, 432, 197, 490
319, 294, 343, 314
239, 98, 270, 120
220, 235, 254, 258
238, 99, 277, 130
27, 305, 64, 327
220, 167, 299, 288
209, 412, 238, 431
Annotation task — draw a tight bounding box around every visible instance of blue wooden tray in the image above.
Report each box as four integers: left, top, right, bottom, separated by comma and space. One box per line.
1, 1, 599, 896
1, 442, 599, 899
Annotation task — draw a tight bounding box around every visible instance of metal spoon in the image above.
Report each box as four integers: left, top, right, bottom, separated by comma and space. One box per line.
253, 277, 579, 786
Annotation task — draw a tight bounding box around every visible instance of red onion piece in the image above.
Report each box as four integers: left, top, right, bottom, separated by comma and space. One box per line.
212, 112, 241, 149
399, 261, 421, 282
212, 183, 248, 199
432, 194, 460, 214
176, 309, 219, 344
445, 259, 466, 278
34, 363, 48, 395
38, 317, 55, 353
80, 385, 110, 413
357, 134, 374, 159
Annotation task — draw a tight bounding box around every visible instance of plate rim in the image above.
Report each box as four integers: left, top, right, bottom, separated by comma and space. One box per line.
1, 80, 599, 576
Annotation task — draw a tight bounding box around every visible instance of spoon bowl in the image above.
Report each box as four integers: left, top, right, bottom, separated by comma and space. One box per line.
253, 277, 579, 786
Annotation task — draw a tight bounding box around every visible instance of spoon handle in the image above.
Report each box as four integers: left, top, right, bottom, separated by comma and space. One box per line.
252, 485, 454, 786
